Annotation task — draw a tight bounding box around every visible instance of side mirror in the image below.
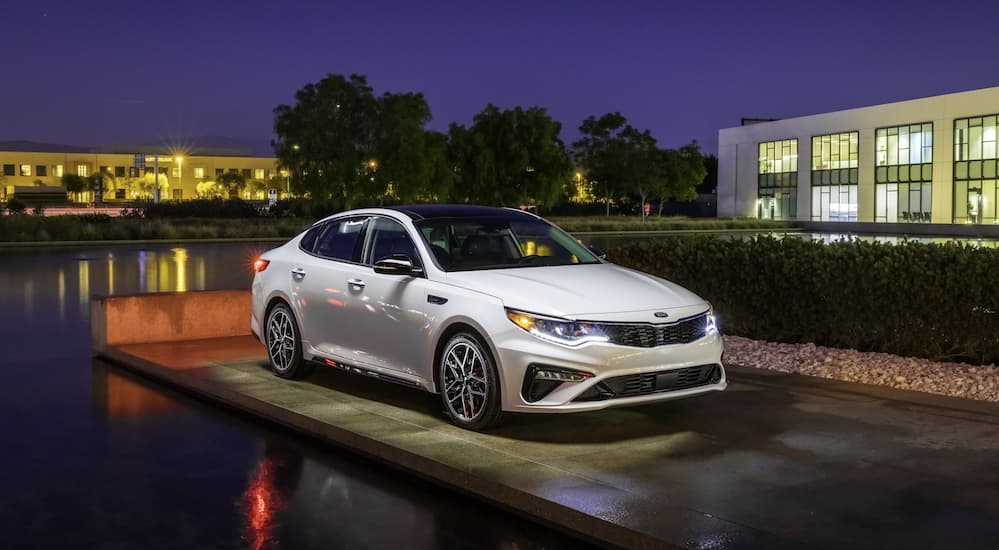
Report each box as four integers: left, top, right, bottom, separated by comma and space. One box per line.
588, 245, 607, 260
373, 254, 423, 276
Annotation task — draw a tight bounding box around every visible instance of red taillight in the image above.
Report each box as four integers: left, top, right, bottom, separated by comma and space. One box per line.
253, 259, 270, 273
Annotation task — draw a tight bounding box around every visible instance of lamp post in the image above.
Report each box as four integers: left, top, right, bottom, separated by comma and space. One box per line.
175, 156, 183, 201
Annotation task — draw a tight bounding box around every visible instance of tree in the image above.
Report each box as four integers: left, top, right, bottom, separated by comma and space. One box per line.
197, 180, 223, 198
62, 173, 88, 202
217, 171, 247, 198
273, 73, 379, 208
367, 92, 452, 204
127, 173, 169, 199
448, 104, 570, 207
573, 113, 662, 218
697, 154, 718, 195
654, 141, 708, 216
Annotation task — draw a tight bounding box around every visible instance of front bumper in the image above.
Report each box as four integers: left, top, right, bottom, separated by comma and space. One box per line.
493, 326, 726, 413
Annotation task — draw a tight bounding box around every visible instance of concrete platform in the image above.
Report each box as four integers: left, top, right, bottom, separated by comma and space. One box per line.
92, 292, 999, 549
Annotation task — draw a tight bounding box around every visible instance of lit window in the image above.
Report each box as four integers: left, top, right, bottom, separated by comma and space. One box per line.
20, 164, 31, 176
77, 164, 89, 177
810, 132, 859, 222
874, 123, 932, 223
55, 165, 64, 177
171, 167, 180, 178
254, 168, 265, 179
875, 123, 932, 166
194, 167, 205, 179
757, 138, 798, 220
954, 114, 999, 224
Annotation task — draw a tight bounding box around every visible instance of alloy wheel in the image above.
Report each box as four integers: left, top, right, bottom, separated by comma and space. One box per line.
266, 307, 296, 373
441, 339, 489, 422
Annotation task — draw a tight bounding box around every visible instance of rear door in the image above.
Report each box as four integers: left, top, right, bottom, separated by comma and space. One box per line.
293, 216, 369, 362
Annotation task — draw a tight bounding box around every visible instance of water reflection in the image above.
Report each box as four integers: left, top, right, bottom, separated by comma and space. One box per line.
12, 246, 218, 321
91, 362, 180, 419
87, 359, 590, 550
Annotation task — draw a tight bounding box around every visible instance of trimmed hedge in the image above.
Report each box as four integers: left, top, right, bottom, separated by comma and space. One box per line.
552, 216, 793, 232
608, 236, 999, 365
0, 215, 311, 242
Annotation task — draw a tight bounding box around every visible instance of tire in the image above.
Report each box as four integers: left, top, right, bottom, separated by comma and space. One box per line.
265, 303, 311, 379
437, 332, 503, 430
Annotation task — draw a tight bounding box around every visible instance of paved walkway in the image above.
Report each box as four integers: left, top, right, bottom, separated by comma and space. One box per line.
102, 336, 999, 549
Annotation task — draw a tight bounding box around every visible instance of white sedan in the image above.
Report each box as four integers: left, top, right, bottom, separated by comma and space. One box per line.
251, 205, 725, 430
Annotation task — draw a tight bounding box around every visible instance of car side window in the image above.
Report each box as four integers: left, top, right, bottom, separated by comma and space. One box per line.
364, 217, 422, 267
298, 224, 323, 254
313, 217, 368, 262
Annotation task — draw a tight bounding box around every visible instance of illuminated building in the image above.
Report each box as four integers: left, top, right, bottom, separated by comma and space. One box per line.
0, 146, 283, 202
718, 85, 999, 224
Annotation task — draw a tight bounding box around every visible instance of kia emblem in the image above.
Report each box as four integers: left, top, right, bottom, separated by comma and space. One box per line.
654, 311, 669, 318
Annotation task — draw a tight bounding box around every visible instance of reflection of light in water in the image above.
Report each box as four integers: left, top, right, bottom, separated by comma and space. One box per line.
24, 279, 33, 318
197, 257, 206, 290
138, 251, 146, 293
243, 456, 287, 550
145, 251, 156, 293
93, 367, 180, 419
158, 253, 170, 292
107, 253, 114, 295
58, 269, 66, 321
173, 248, 188, 292
78, 260, 89, 318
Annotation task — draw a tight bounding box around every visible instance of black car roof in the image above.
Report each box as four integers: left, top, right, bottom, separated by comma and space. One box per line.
387, 204, 536, 220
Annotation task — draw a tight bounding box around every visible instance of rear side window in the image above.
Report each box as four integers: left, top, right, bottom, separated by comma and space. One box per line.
313, 217, 368, 262
299, 224, 322, 253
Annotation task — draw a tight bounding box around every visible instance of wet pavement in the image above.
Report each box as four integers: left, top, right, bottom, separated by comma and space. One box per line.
2, 243, 592, 549
103, 332, 999, 549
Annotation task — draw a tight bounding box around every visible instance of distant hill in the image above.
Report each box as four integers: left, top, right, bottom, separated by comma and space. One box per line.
0, 136, 274, 157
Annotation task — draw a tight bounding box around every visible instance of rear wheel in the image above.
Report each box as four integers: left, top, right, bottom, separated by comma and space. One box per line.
265, 303, 311, 379
438, 333, 503, 430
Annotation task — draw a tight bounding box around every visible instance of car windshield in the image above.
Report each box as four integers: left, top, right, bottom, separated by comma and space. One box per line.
414, 216, 600, 272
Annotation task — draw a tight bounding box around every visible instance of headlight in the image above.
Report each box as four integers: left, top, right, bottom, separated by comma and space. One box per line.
705, 304, 719, 335
506, 309, 609, 346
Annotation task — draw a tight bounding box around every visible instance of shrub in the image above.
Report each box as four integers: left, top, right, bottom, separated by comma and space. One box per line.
6, 197, 26, 214
607, 236, 999, 365
143, 198, 262, 219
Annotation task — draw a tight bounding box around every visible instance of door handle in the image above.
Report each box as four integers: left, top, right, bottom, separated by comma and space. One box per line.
291, 268, 306, 279
347, 278, 366, 289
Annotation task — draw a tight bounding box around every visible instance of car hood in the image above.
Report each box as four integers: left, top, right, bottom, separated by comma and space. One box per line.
442, 263, 707, 318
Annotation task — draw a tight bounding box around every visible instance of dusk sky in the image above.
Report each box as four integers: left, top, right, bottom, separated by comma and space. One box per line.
4, 0, 999, 154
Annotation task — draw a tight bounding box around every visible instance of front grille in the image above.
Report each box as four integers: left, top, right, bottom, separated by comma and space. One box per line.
598, 312, 708, 348
574, 364, 721, 402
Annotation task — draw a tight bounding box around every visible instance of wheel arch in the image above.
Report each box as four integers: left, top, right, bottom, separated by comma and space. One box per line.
431, 319, 502, 396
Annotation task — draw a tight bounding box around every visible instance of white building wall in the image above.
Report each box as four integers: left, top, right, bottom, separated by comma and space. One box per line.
718, 85, 999, 221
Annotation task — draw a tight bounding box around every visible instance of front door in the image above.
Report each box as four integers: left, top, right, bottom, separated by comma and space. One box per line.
345, 216, 432, 380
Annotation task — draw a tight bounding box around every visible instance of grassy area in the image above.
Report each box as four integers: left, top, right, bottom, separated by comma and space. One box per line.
0, 215, 312, 243
0, 212, 792, 243
549, 216, 795, 232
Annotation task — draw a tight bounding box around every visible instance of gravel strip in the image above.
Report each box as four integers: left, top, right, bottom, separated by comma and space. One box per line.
723, 335, 999, 402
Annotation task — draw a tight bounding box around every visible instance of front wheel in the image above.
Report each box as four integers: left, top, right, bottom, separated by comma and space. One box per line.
438, 333, 503, 430
265, 303, 311, 379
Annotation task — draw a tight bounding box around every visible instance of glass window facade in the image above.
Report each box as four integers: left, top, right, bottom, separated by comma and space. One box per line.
954, 115, 999, 223
757, 139, 798, 220
874, 123, 932, 222
811, 132, 858, 221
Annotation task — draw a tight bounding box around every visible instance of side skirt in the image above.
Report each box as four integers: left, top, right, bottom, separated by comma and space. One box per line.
312, 358, 424, 389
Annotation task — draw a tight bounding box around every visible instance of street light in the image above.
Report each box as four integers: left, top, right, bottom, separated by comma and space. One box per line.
175, 156, 183, 200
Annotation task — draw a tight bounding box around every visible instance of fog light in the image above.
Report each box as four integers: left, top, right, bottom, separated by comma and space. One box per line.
534, 368, 591, 382
521, 365, 593, 403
